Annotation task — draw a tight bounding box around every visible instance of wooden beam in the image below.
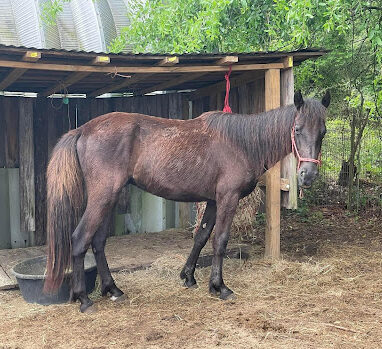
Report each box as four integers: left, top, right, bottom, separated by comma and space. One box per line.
281, 65, 298, 209
0, 68, 27, 91
190, 71, 263, 100
22, 51, 41, 62
258, 175, 290, 192
216, 56, 238, 65
0, 59, 284, 74
158, 57, 179, 66
136, 73, 207, 96
264, 68, 281, 259
92, 56, 110, 65
88, 73, 153, 98
40, 72, 91, 97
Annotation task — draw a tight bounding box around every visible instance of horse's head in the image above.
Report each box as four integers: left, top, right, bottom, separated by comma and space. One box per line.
292, 90, 330, 188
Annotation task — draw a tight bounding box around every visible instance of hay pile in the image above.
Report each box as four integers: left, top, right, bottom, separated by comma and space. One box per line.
194, 186, 263, 241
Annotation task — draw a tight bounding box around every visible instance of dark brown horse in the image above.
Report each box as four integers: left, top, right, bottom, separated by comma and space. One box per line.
44, 91, 330, 313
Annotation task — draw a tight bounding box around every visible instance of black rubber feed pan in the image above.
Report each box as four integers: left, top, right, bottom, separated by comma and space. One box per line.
11, 253, 97, 305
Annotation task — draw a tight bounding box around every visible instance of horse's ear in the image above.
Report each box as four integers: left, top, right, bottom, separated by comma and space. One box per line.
294, 90, 304, 110
322, 90, 331, 108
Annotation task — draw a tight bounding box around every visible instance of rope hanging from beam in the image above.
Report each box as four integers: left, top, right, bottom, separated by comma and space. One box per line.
223, 65, 232, 113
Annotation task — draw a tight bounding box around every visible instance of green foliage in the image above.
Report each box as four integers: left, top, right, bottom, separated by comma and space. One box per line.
109, 0, 276, 54
112, 0, 381, 131
40, 0, 71, 26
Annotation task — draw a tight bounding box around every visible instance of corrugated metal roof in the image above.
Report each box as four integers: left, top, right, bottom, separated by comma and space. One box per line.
0, 0, 131, 52
0, 0, 19, 46
11, 0, 42, 48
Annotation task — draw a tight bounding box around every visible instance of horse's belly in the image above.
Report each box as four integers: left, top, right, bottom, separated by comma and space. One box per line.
132, 171, 214, 202
132, 147, 216, 202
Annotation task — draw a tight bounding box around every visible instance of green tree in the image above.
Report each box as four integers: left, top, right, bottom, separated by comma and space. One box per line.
112, 0, 381, 210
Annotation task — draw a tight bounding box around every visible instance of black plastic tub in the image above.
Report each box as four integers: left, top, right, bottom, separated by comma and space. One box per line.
11, 254, 97, 305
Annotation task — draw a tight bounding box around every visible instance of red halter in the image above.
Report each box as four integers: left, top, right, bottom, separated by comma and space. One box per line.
291, 120, 322, 170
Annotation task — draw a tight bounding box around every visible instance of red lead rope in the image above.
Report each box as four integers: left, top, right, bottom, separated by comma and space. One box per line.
223, 65, 232, 113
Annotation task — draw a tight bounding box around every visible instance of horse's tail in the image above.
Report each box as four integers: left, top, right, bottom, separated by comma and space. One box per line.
44, 128, 85, 293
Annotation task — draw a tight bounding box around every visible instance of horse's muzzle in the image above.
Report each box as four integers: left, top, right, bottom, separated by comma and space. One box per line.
298, 163, 319, 188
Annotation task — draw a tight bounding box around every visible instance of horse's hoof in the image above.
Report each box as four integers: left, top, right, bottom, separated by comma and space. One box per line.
110, 294, 127, 303
180, 269, 197, 289
209, 287, 219, 297
220, 287, 235, 301
81, 303, 97, 314
184, 281, 198, 289
220, 292, 236, 301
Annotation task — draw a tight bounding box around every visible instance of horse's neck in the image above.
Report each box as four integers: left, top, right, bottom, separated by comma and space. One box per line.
246, 107, 294, 174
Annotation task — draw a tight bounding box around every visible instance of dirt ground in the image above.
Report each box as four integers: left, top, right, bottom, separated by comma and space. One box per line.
0, 205, 381, 349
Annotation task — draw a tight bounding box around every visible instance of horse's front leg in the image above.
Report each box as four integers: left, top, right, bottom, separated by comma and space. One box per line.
180, 201, 216, 288
92, 213, 125, 302
209, 191, 239, 300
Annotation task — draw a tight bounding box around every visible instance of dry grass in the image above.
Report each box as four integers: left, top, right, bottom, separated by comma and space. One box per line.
1, 238, 382, 349
0, 207, 381, 349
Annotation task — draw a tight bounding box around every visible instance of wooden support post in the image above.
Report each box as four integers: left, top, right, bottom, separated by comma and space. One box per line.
281, 61, 298, 209
264, 69, 280, 259
19, 98, 35, 246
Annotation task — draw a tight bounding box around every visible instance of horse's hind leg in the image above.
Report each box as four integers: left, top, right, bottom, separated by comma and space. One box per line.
180, 201, 216, 288
71, 189, 121, 313
92, 212, 125, 302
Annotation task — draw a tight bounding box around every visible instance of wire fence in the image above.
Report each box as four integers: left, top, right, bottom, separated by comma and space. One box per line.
307, 119, 382, 213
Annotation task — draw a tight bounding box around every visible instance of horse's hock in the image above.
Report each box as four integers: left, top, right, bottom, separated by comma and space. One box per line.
0, 46, 326, 261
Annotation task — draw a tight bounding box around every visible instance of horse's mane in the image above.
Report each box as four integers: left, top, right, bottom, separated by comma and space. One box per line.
205, 99, 326, 175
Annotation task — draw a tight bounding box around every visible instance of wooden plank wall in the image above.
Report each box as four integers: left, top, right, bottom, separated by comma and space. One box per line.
0, 97, 19, 168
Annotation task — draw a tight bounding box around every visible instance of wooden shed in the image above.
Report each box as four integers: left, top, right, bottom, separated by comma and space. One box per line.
0, 44, 326, 258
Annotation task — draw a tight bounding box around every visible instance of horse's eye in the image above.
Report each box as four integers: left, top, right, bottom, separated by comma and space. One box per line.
295, 125, 301, 135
